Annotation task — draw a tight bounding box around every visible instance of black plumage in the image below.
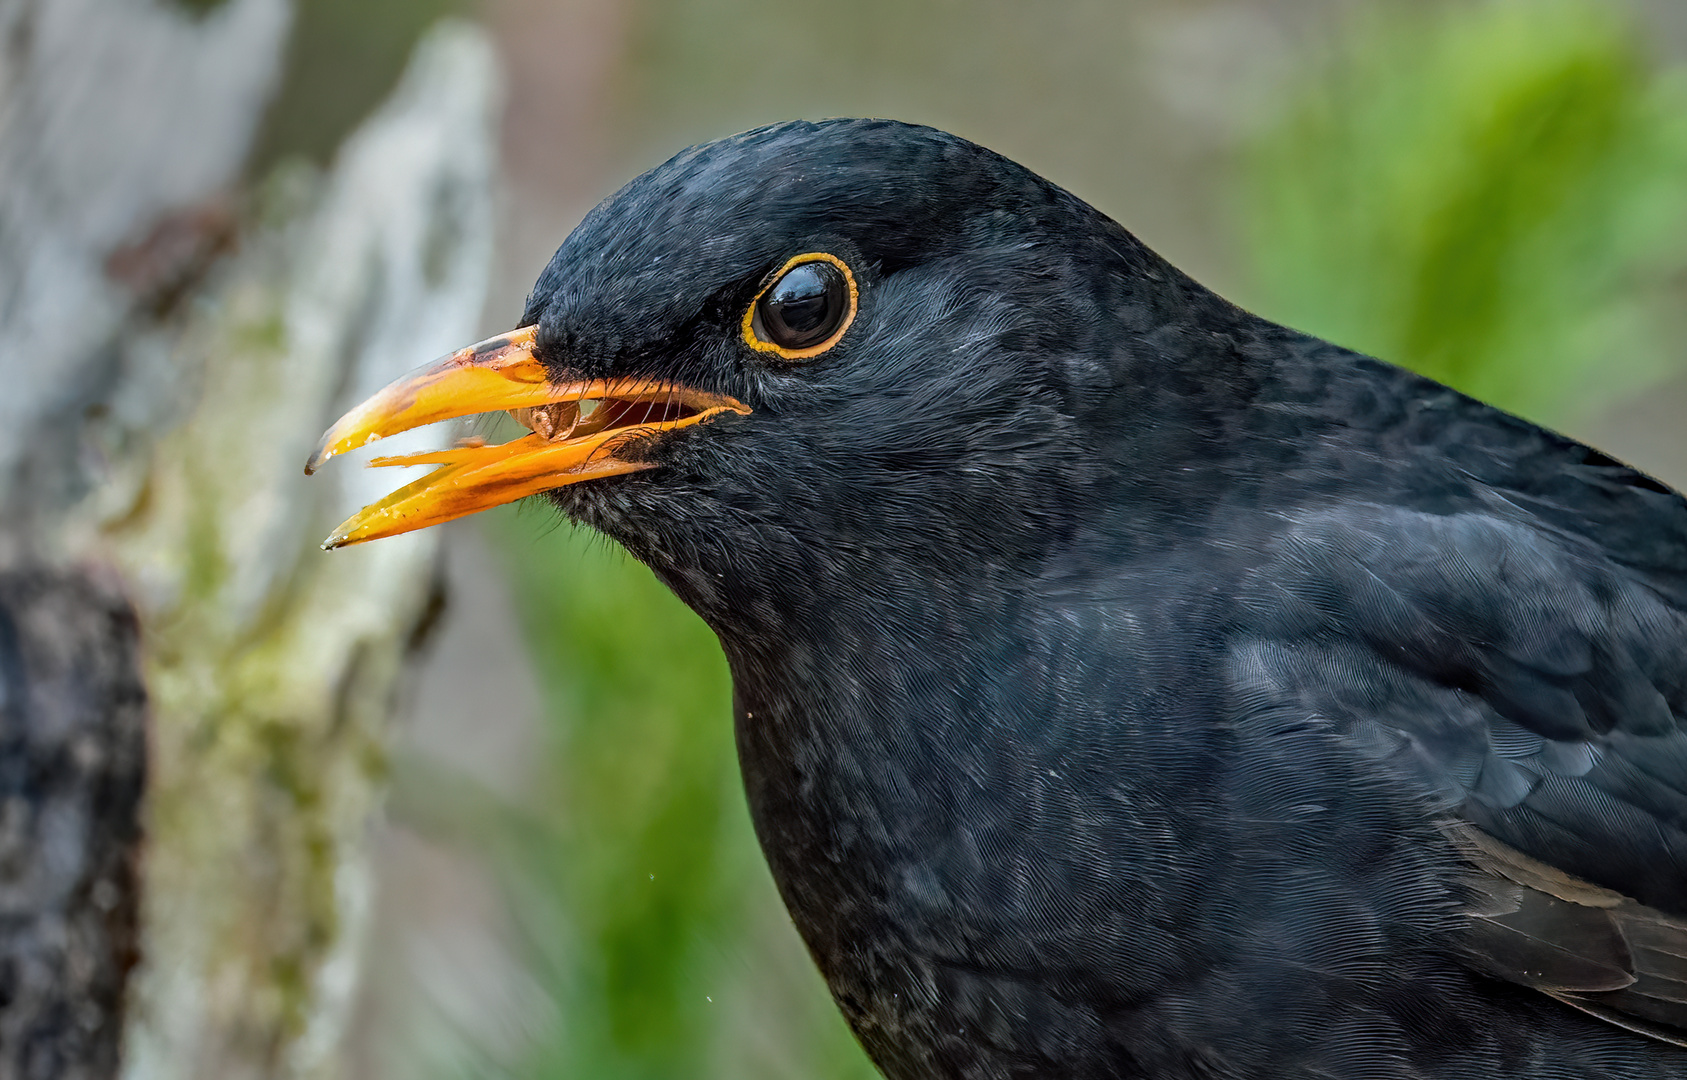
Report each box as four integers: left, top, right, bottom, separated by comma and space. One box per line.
514, 119, 1687, 1077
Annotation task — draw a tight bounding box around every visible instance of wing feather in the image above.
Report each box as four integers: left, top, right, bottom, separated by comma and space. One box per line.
1230, 503, 1687, 1044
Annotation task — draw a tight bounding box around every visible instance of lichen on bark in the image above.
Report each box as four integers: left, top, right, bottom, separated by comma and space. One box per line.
104, 27, 499, 1078
0, 2, 499, 1074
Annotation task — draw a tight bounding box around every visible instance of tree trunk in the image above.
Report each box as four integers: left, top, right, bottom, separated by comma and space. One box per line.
0, 2, 498, 1076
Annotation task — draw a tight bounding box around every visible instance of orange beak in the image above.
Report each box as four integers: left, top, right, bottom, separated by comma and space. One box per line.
306, 325, 749, 548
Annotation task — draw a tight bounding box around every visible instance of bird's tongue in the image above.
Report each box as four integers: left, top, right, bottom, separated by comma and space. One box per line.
304, 325, 747, 549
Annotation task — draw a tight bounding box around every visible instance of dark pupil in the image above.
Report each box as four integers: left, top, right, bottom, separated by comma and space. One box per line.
759, 261, 846, 349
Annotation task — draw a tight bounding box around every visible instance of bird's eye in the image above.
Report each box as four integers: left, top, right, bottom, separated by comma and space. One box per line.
743, 253, 857, 360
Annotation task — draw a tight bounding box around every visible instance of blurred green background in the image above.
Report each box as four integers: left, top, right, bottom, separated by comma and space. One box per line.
256, 0, 1687, 1076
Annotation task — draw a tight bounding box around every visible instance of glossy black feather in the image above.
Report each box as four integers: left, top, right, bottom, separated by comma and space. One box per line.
519, 119, 1687, 1078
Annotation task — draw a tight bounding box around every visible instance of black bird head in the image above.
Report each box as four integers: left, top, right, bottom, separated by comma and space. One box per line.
309, 119, 1263, 624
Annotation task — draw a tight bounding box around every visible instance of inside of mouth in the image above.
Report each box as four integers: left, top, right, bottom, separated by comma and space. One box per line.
507, 395, 705, 444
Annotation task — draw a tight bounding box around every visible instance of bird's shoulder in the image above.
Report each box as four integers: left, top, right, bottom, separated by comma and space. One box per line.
1256, 340, 1687, 597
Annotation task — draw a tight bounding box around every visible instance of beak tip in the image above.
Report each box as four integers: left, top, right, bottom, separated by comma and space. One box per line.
305, 437, 338, 476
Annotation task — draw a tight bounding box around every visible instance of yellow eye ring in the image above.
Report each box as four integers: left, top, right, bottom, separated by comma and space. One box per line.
742, 252, 858, 361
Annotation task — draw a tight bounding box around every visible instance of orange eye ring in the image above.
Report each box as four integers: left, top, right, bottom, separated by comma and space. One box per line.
742, 252, 858, 361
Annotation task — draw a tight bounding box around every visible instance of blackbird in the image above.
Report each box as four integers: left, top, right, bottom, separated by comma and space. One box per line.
308, 120, 1687, 1078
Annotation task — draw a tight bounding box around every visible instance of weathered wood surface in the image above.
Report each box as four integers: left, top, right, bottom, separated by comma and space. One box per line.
0, 0, 291, 526
0, 1, 499, 1075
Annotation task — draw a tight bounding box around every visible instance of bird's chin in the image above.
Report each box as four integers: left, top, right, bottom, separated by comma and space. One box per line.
303, 324, 748, 548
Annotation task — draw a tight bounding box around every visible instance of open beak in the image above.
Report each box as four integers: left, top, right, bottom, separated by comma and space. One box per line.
306, 325, 748, 548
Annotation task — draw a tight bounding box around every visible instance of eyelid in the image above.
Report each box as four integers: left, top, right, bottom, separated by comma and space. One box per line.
741, 252, 858, 361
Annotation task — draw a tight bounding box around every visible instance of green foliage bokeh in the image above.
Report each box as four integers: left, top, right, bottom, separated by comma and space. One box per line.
1240, 0, 1687, 427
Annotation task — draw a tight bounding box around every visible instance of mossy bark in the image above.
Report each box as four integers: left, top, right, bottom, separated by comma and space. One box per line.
0, 3, 498, 1075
